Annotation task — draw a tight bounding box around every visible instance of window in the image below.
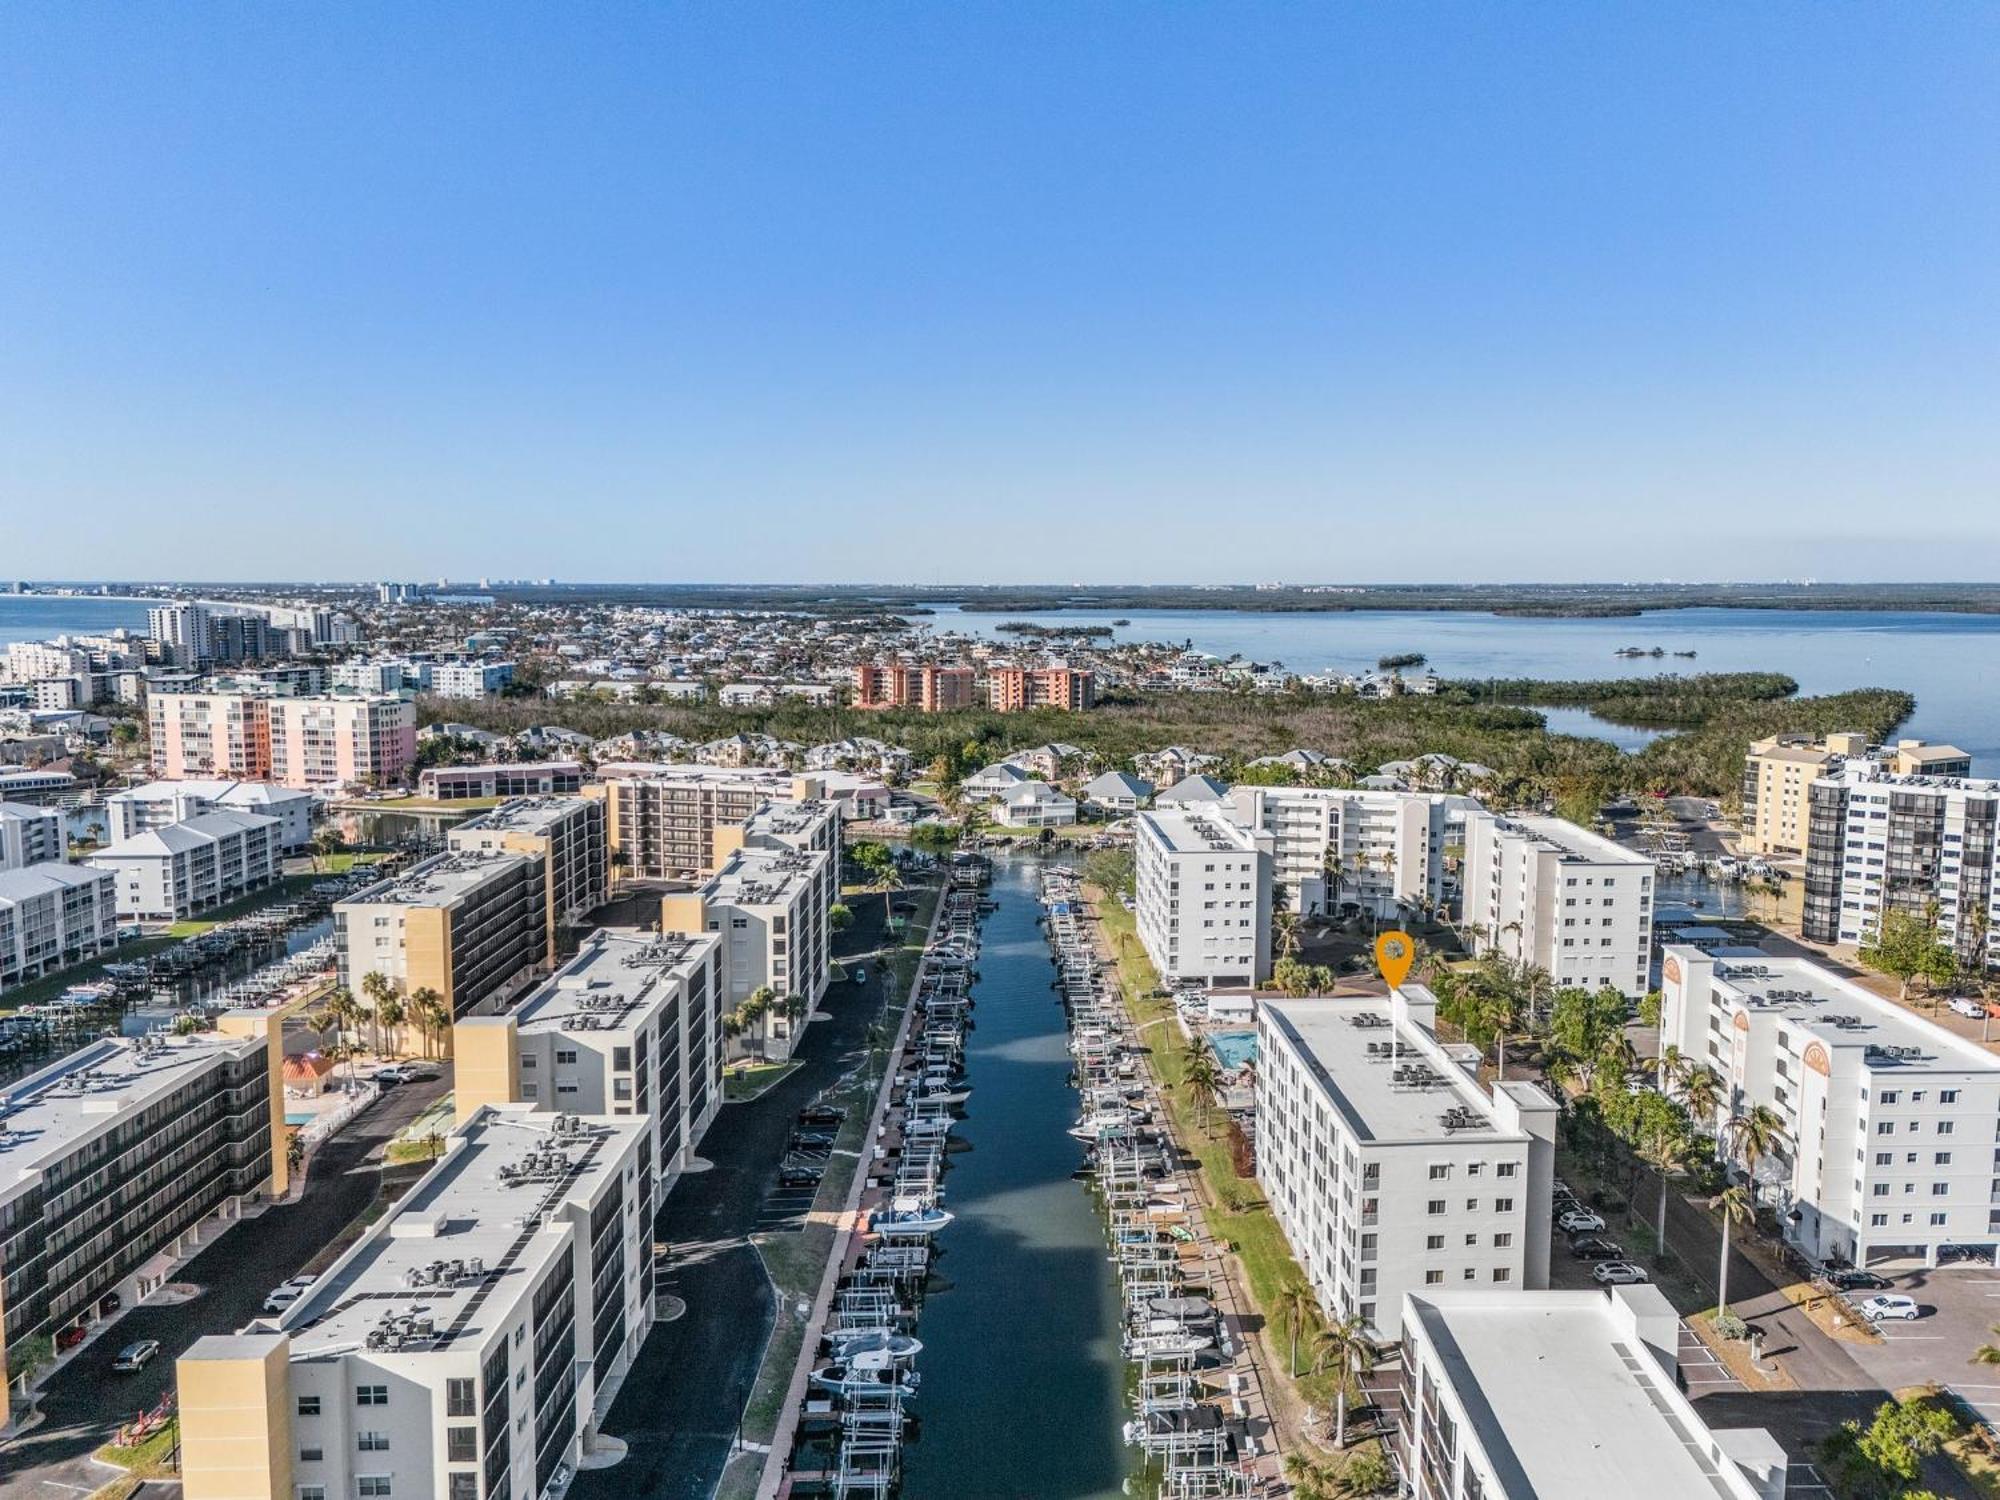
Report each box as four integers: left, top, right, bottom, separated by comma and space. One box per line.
1493, 1268, 1512, 1282
1424, 1270, 1444, 1285
1880, 1091, 1900, 1105
1463, 1267, 1478, 1281
555, 1049, 578, 1065
1466, 1197, 1479, 1212
1494, 1233, 1513, 1248
447, 1427, 477, 1463
1496, 1162, 1517, 1178
1943, 1090, 1960, 1104
1495, 1197, 1514, 1214
301, 1489, 327, 1500
358, 1433, 389, 1453
356, 1386, 387, 1407
1426, 1235, 1444, 1250
1878, 1122, 1896, 1136
297, 1396, 322, 1416
359, 1480, 393, 1499
1427, 1200, 1446, 1215
450, 1478, 478, 1500
299, 1448, 325, 1463
1931, 1212, 1949, 1226
1871, 1213, 1888, 1227
1428, 1164, 1450, 1181
1936, 1152, 1954, 1166
446, 1377, 475, 1416
1933, 1183, 1951, 1196
1940, 1121, 1956, 1136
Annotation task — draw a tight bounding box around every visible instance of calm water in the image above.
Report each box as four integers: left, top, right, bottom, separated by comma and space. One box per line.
927, 604, 2000, 770
900, 854, 1137, 1500
0, 593, 153, 644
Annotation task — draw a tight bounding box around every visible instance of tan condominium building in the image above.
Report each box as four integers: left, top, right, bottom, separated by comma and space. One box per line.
985, 665, 1095, 712
178, 1107, 652, 1500
662, 844, 832, 1061
590, 763, 829, 881
446, 796, 609, 938
150, 691, 418, 790
853, 662, 977, 712
717, 797, 841, 923
453, 926, 724, 1193
335, 850, 548, 1019
1, 1025, 280, 1426
1742, 732, 1972, 856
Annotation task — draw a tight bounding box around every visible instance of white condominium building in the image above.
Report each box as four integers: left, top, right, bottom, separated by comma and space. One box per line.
0, 800, 63, 870
1225, 785, 1460, 920
1659, 945, 2000, 1269
179, 1107, 652, 1500
106, 777, 316, 852
1395, 1287, 1787, 1500
1257, 990, 1557, 1338
0, 864, 120, 994
431, 661, 517, 699
1134, 807, 1273, 989
1460, 810, 1653, 994
662, 843, 833, 1058
88, 809, 283, 922
454, 927, 725, 1192
1799, 763, 2000, 968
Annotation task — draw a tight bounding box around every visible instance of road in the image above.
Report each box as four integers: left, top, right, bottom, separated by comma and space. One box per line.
0, 1074, 449, 1500
569, 890, 916, 1500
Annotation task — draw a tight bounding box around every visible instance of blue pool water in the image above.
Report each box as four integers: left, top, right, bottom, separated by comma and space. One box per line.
1208, 1029, 1258, 1071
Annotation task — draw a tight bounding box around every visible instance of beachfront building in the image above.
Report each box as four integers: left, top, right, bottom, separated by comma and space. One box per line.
985, 665, 1095, 712
1800, 763, 2000, 967
1394, 1286, 1787, 1500
1133, 807, 1273, 988
1658, 944, 2000, 1268
1256, 990, 1558, 1339
661, 842, 833, 1060
419, 761, 587, 801
0, 864, 120, 995
0, 800, 62, 871
335, 850, 548, 1018
106, 777, 316, 852
149, 691, 417, 790
1742, 732, 1972, 857
453, 927, 725, 1187
1225, 785, 1459, 921
0, 1028, 276, 1426
592, 763, 827, 881
88, 809, 282, 922
1460, 810, 1653, 995
446, 796, 610, 938
177, 1107, 652, 1500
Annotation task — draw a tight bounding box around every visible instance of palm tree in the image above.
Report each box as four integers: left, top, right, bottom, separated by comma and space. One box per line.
324, 987, 364, 1086
1658, 1044, 1692, 1095
375, 992, 406, 1060
360, 971, 394, 1057
1311, 1313, 1375, 1448
410, 987, 449, 1059
1183, 1049, 1222, 1129
1638, 1113, 1689, 1263
1970, 1326, 2000, 1367
780, 992, 809, 1051
1723, 1104, 1788, 1205
1276, 1277, 1319, 1378
1713, 1184, 1753, 1319
1678, 1064, 1724, 1124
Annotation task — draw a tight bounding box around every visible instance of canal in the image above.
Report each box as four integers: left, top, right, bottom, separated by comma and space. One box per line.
900, 852, 1138, 1500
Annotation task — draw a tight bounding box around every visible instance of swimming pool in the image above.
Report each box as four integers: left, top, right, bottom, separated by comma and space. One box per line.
1208, 1030, 1258, 1072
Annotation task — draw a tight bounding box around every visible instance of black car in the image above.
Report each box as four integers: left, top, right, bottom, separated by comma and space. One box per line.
790, 1130, 836, 1151
779, 1162, 826, 1188
1570, 1237, 1626, 1261
1824, 1268, 1891, 1292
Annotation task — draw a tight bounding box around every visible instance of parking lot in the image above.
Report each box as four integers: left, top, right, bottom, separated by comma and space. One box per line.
1840, 1262, 2000, 1426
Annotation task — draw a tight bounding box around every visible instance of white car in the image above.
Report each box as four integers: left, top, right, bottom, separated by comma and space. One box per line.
1593, 1261, 1650, 1286
1557, 1209, 1606, 1234
263, 1287, 304, 1313
1856, 1294, 1921, 1322
1949, 998, 1988, 1020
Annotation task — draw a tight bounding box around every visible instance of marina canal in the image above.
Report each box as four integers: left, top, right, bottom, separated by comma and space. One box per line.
896, 852, 1138, 1500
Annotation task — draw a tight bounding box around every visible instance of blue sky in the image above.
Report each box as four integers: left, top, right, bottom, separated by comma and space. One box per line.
3, 4, 1997, 584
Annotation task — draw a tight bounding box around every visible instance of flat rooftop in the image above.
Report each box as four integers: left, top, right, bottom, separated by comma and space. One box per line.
740, 800, 836, 839
281, 1108, 641, 1357
339, 849, 528, 909
1492, 812, 1653, 867
513, 926, 716, 1035
597, 760, 798, 790
1411, 1290, 1773, 1499
705, 845, 826, 907
1696, 951, 2000, 1073
1262, 994, 1538, 1144
1140, 807, 1258, 856
452, 795, 595, 836
0, 1032, 260, 1200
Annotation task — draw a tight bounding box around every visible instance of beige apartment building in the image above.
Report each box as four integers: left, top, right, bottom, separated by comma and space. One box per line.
590, 763, 828, 881
149, 691, 417, 789
1741, 732, 1972, 857
445, 796, 609, 945
334, 849, 548, 1020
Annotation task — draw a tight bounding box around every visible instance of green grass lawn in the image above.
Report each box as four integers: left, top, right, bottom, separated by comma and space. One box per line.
725, 1060, 803, 1101
95, 1416, 179, 1476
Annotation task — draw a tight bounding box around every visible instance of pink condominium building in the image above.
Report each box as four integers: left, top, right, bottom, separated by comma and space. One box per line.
149, 691, 417, 790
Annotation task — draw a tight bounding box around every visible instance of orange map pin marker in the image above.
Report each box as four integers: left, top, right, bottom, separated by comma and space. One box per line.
1374, 931, 1416, 990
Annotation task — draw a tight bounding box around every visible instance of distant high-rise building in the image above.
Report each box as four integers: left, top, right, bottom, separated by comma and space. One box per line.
148, 602, 214, 666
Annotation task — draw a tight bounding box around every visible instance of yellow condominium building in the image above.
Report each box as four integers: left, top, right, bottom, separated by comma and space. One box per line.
334, 850, 548, 1019
1741, 733, 1972, 857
